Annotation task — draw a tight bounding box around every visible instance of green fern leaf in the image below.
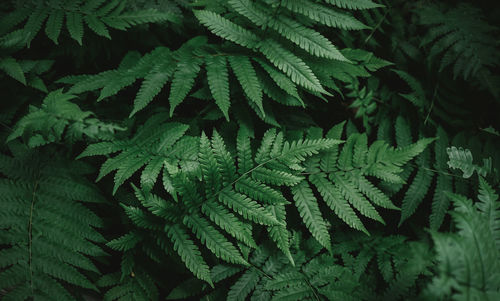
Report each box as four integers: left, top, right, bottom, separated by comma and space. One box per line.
194, 10, 259, 48
268, 15, 346, 60
326, 0, 384, 10
251, 168, 302, 186
255, 58, 301, 100
211, 265, 245, 284
235, 176, 287, 205
206, 56, 231, 120
140, 156, 165, 191
258, 39, 327, 94
44, 9, 64, 44
200, 132, 223, 198
219, 189, 280, 226
477, 177, 500, 250
267, 203, 294, 265
84, 117, 191, 194
201, 201, 257, 248
23, 6, 49, 46
84, 15, 111, 39
331, 172, 384, 224
387, 137, 437, 167
228, 56, 264, 114
0, 57, 26, 84
292, 181, 331, 251
131, 65, 173, 116
227, 268, 261, 301
228, 0, 268, 27
183, 213, 249, 265
430, 127, 452, 230
0, 147, 106, 299
167, 224, 213, 286
106, 232, 142, 252
282, 0, 369, 30
66, 12, 84, 45
399, 149, 433, 226
310, 173, 367, 234
169, 58, 202, 116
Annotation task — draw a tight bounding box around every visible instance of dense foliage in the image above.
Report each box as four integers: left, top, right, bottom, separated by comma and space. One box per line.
1, 0, 499, 300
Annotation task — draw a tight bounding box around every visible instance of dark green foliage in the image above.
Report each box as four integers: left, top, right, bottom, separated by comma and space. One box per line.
425, 177, 500, 300
1, 0, 499, 300
0, 144, 106, 300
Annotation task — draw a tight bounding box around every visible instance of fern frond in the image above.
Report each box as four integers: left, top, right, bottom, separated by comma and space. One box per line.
7, 90, 123, 147
399, 149, 433, 226
79, 115, 192, 194
228, 56, 264, 114
235, 176, 286, 205
256, 58, 301, 100
326, 0, 384, 10
430, 127, 453, 230
0, 146, 105, 299
392, 70, 426, 111
98, 268, 159, 301
206, 56, 230, 120
106, 232, 142, 252
297, 122, 433, 239
201, 201, 257, 248
418, 4, 500, 81
292, 181, 332, 251
267, 203, 294, 265
169, 57, 203, 116
167, 224, 213, 286
0, 56, 26, 84
268, 15, 346, 60
258, 39, 326, 93
131, 64, 173, 116
227, 268, 260, 301
183, 213, 249, 266
236, 128, 253, 174
385, 137, 436, 167
331, 172, 384, 224
219, 189, 279, 226
7, 0, 177, 46
228, 0, 268, 27
310, 173, 367, 234
427, 182, 500, 300
194, 10, 259, 48
477, 177, 500, 250
282, 0, 369, 30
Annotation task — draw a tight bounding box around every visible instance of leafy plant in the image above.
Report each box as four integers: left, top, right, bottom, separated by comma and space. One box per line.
1, 0, 499, 300
0, 144, 106, 300
425, 177, 500, 300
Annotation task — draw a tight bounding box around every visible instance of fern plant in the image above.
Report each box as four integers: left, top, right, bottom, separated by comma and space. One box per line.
0, 27, 53, 90
417, 3, 500, 97
56, 0, 386, 121
425, 177, 500, 300
82, 124, 340, 284
7, 89, 124, 148
167, 234, 374, 301
0, 143, 107, 300
332, 232, 433, 300
298, 121, 433, 248
418, 3, 499, 80
0, 0, 178, 46
375, 116, 456, 230
2, 0, 500, 299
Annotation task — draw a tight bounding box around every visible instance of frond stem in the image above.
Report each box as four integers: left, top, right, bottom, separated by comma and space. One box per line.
28, 176, 40, 297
